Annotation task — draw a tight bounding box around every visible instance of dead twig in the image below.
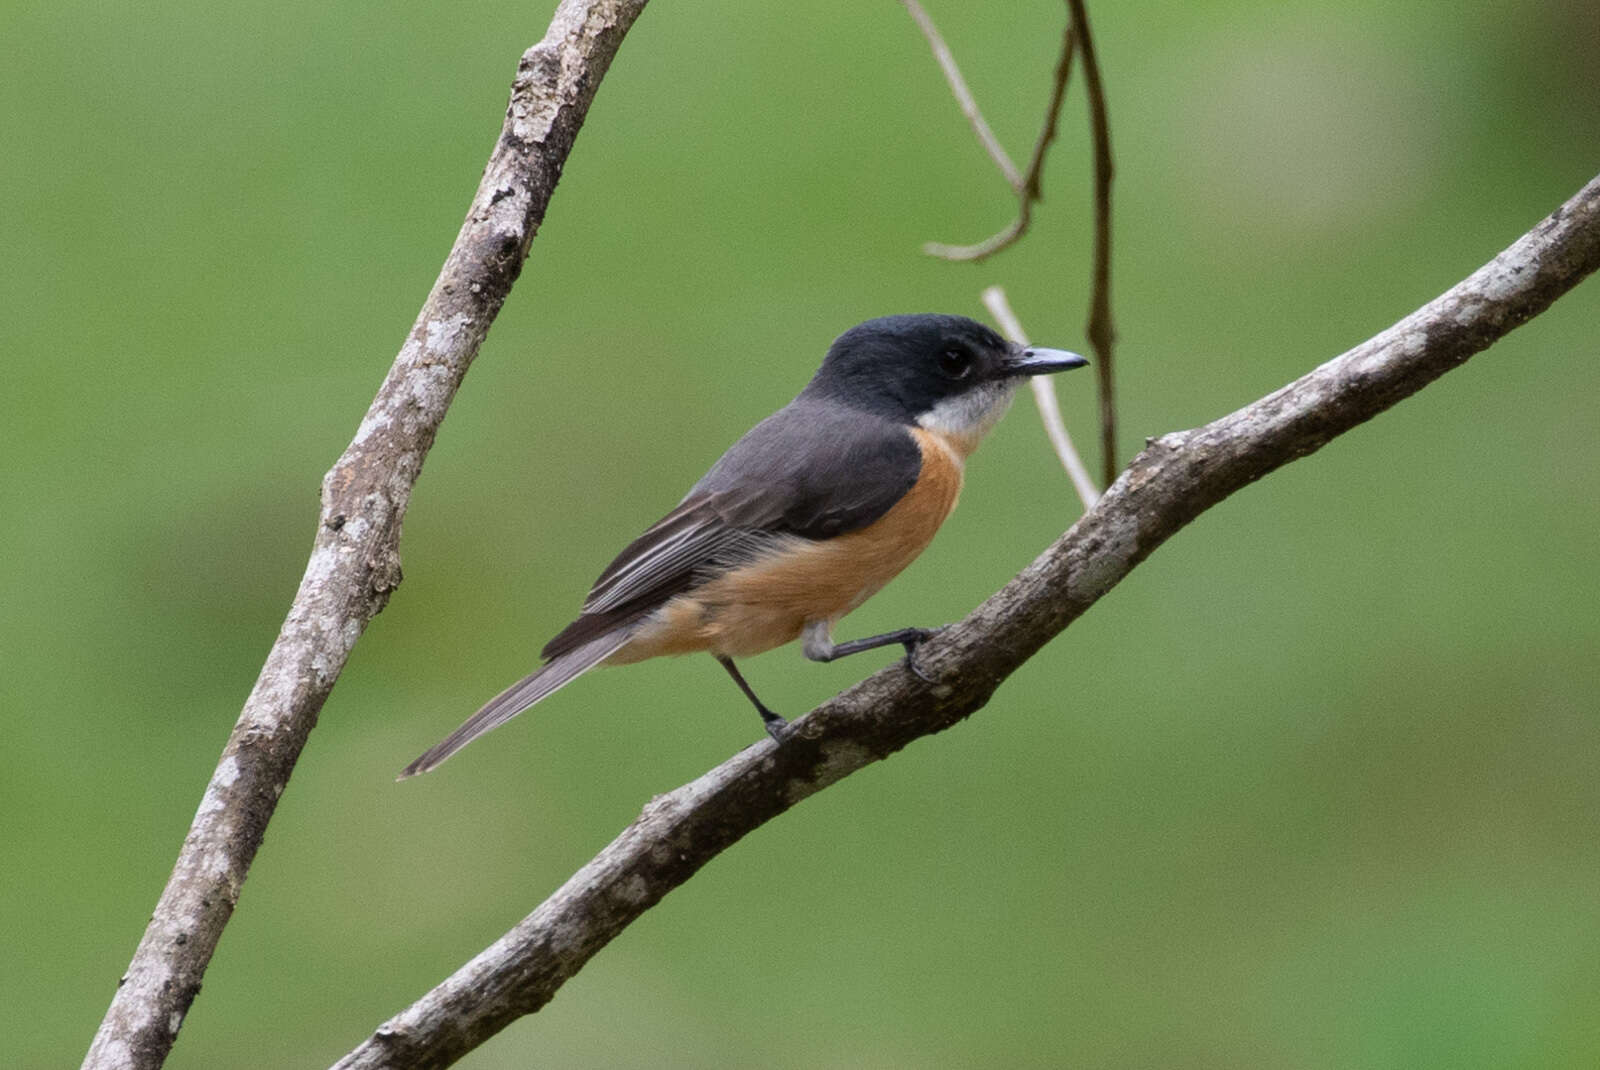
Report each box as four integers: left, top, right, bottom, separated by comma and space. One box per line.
982, 285, 1100, 510
899, 0, 1021, 189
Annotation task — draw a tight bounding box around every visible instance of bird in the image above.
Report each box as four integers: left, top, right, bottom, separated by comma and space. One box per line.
399, 314, 1086, 778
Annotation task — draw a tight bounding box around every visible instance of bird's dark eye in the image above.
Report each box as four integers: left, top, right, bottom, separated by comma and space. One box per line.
938, 348, 974, 379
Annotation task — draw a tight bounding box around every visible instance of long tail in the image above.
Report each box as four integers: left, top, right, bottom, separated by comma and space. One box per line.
397, 630, 631, 779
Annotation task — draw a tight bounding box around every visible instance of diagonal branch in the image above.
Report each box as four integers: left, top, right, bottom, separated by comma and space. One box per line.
331, 175, 1600, 1070
905, 0, 1077, 261
1065, 0, 1118, 486
80, 3, 651, 1068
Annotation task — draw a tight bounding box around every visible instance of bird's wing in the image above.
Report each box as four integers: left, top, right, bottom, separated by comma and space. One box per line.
540, 401, 921, 660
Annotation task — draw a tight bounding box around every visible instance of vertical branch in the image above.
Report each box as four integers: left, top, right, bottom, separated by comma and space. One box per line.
1066, 0, 1119, 485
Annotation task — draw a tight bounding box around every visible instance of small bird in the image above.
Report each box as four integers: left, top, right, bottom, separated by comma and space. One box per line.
400, 314, 1086, 777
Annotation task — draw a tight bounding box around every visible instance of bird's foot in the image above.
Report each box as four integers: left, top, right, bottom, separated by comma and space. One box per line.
761, 710, 791, 742
901, 627, 942, 684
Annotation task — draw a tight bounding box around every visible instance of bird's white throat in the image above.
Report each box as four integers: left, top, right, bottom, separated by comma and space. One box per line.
914, 379, 1020, 455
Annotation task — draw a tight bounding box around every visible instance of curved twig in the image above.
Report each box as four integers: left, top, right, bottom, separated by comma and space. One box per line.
905, 0, 1076, 262
332, 175, 1600, 1070
80, 3, 651, 1068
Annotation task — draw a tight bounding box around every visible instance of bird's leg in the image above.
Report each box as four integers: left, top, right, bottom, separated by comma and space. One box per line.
802, 621, 937, 683
716, 656, 789, 740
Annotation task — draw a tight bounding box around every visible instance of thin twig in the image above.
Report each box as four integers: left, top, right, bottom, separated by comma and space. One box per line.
982, 285, 1099, 509
923, 214, 1031, 263
906, 2, 1076, 262
1066, 0, 1118, 486
332, 173, 1600, 1070
80, 4, 652, 1068
900, 0, 1020, 189
1023, 19, 1076, 200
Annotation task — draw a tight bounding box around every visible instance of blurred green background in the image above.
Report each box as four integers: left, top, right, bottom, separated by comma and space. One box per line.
5, 0, 1598, 1066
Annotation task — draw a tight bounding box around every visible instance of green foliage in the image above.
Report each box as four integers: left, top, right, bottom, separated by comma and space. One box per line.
4, 0, 1597, 1065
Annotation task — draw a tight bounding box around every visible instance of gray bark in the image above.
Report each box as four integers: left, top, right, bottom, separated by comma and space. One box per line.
80, 3, 651, 1068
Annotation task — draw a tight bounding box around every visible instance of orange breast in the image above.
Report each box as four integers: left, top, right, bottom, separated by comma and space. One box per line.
615, 427, 965, 662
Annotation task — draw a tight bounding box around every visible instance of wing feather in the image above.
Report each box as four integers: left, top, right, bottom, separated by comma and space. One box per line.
542, 399, 921, 659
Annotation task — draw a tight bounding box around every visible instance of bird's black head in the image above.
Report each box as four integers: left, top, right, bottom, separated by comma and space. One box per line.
800, 314, 1087, 437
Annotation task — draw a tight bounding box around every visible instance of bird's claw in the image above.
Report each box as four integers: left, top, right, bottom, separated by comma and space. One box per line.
901, 627, 941, 684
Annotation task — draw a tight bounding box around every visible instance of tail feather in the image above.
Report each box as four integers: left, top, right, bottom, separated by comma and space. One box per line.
398, 630, 631, 779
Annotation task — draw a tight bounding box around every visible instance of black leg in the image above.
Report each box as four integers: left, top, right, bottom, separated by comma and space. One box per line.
717, 656, 788, 740
809, 627, 933, 662
803, 624, 938, 684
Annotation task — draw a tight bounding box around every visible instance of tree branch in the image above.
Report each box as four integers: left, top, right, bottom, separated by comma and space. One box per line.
80, 3, 650, 1068
332, 175, 1600, 1070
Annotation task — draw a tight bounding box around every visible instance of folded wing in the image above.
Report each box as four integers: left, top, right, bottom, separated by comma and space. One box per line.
541, 398, 921, 659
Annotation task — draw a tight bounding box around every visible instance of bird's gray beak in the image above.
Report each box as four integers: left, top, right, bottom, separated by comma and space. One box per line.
1004, 344, 1089, 376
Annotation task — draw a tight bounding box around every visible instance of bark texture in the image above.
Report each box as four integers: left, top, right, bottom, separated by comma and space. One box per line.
81, 3, 650, 1068
331, 177, 1600, 1070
